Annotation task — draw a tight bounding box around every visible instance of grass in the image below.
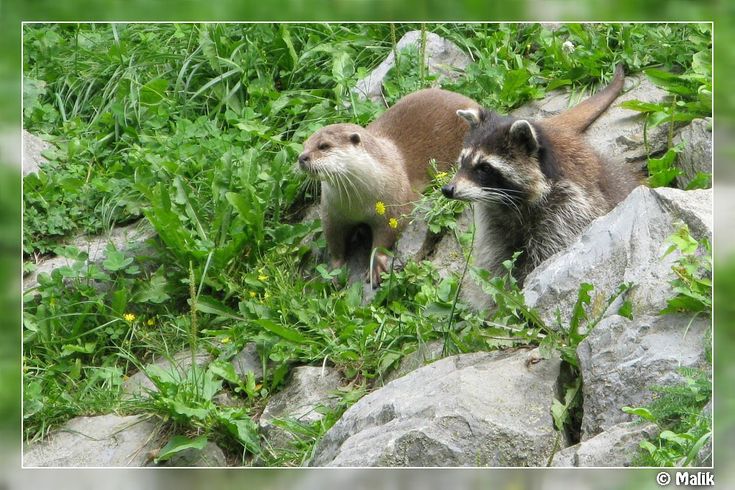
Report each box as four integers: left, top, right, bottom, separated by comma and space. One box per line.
22, 22, 711, 466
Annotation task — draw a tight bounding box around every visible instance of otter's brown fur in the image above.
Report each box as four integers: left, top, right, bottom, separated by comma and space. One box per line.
443, 65, 643, 286
299, 88, 480, 285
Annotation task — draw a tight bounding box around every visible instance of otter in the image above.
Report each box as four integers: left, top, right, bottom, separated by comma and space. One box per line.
442, 64, 642, 286
298, 88, 480, 286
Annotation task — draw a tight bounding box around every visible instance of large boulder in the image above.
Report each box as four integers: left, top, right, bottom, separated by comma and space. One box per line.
523, 186, 712, 327
551, 421, 659, 467
355, 31, 471, 103
578, 313, 709, 438
24, 414, 160, 467
309, 349, 561, 467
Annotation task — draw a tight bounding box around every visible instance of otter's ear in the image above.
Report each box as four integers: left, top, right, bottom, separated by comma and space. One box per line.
349, 133, 361, 145
509, 120, 539, 153
456, 108, 483, 128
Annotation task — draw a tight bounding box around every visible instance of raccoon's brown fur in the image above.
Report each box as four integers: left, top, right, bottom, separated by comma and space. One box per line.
443, 64, 642, 285
299, 88, 480, 285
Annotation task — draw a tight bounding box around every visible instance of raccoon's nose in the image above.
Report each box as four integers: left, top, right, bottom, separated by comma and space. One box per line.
441, 184, 455, 198
298, 154, 310, 168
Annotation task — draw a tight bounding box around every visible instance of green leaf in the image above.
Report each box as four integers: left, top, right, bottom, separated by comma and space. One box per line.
195, 295, 244, 321
219, 412, 261, 454
134, 267, 171, 304
255, 318, 309, 344
619, 100, 665, 113
102, 244, 133, 272
618, 300, 633, 319
209, 360, 241, 385
155, 435, 208, 463
569, 283, 593, 341
622, 406, 655, 421
140, 79, 169, 105
171, 401, 209, 420
60, 342, 96, 357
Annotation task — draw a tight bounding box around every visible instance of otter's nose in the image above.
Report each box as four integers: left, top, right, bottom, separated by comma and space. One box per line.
298, 153, 310, 169
441, 184, 455, 198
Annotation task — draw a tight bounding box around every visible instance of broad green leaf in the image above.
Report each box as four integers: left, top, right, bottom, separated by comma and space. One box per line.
155, 435, 208, 463
255, 318, 310, 344
622, 406, 655, 421
102, 244, 133, 272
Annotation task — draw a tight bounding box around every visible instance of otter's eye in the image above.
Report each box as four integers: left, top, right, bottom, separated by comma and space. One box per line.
318, 143, 330, 151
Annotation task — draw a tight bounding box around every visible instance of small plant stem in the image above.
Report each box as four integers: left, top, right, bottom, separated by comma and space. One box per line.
444, 206, 476, 355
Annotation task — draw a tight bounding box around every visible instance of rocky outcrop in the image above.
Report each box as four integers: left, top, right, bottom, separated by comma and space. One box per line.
309, 349, 561, 467
551, 421, 659, 467
24, 414, 161, 467
523, 186, 712, 327
354, 31, 471, 103
578, 314, 709, 438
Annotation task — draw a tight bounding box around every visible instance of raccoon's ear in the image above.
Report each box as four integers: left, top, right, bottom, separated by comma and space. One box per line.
509, 120, 539, 153
349, 133, 361, 145
456, 108, 483, 128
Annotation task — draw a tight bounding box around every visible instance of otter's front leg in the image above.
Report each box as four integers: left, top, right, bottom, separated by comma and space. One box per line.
322, 214, 349, 273
368, 224, 399, 287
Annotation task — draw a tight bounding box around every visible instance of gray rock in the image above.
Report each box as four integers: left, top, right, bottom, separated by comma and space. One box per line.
355, 30, 471, 103
24, 219, 157, 291
231, 342, 267, 383
213, 391, 245, 408
24, 414, 160, 467
309, 349, 562, 467
123, 349, 212, 400
551, 422, 659, 467
260, 366, 343, 449
578, 314, 709, 438
23, 130, 51, 176
382, 339, 445, 384
523, 186, 713, 327
394, 215, 433, 266
511, 74, 670, 170
151, 442, 227, 467
674, 118, 712, 188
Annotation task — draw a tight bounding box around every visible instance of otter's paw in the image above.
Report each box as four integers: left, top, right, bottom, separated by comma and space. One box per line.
367, 253, 390, 288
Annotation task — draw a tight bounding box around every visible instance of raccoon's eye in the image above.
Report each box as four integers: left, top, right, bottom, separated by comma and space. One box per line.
318, 143, 331, 151
476, 162, 493, 174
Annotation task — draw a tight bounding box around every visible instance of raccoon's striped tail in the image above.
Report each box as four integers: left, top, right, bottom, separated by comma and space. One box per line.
547, 64, 625, 134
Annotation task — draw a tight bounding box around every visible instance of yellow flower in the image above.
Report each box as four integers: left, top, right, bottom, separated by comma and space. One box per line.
123, 313, 136, 322
258, 274, 268, 282
249, 291, 257, 298
375, 201, 386, 215
436, 171, 448, 180
221, 336, 231, 344
146, 318, 155, 326
388, 218, 399, 229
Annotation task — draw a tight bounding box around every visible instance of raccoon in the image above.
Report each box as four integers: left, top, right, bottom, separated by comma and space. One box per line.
442, 64, 642, 285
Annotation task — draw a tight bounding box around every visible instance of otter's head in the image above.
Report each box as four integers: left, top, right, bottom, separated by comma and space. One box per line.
297, 124, 367, 179
441, 108, 559, 206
